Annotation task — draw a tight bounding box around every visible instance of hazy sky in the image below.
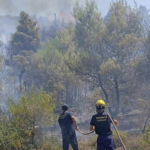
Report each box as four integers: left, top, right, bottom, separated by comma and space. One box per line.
0, 0, 149, 17
99, 0, 150, 15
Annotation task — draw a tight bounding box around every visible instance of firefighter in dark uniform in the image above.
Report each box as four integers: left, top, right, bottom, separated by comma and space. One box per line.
58, 104, 79, 150
90, 100, 118, 150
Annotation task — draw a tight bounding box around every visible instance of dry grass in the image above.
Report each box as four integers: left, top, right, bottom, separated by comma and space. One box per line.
78, 139, 96, 150
77, 135, 150, 150
34, 133, 150, 150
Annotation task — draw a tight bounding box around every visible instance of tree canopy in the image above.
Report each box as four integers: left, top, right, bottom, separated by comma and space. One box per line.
11, 11, 40, 55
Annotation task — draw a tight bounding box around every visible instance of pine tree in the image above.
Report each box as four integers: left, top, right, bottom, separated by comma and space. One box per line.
11, 11, 40, 55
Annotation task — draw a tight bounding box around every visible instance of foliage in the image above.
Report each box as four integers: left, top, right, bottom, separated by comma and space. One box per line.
140, 123, 150, 148
8, 0, 148, 117
22, 38, 89, 112
10, 11, 41, 90
73, 1, 103, 49
55, 23, 75, 55
11, 11, 40, 55
69, 0, 143, 115
8, 90, 55, 127
0, 115, 21, 150
100, 59, 120, 75
25, 41, 68, 94
0, 91, 56, 149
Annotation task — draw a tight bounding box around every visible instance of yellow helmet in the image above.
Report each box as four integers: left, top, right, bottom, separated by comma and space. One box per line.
95, 99, 106, 109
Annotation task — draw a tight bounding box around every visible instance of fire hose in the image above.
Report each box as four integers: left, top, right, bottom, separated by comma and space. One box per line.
77, 128, 94, 135
77, 113, 128, 150
107, 113, 128, 150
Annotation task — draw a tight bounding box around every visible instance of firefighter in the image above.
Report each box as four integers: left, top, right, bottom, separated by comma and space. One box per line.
90, 100, 118, 150
58, 104, 79, 150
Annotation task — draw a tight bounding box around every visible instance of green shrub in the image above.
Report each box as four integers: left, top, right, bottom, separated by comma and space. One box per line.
140, 124, 150, 149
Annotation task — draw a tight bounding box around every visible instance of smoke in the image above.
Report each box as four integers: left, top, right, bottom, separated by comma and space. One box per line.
0, 0, 112, 19
0, 0, 17, 15
0, 0, 83, 18
0, 16, 19, 43
0, 0, 113, 42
